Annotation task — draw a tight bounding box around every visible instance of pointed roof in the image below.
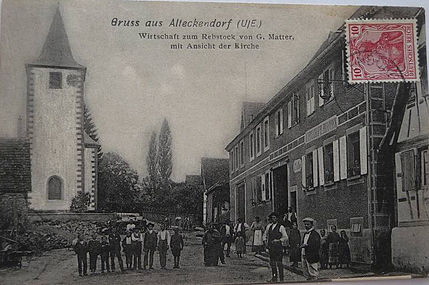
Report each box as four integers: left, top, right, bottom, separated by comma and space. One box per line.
32, 7, 83, 69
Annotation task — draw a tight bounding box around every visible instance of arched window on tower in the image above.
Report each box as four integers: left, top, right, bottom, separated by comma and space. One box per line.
47, 176, 63, 200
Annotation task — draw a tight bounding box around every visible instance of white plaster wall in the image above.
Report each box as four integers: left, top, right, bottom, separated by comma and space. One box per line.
84, 147, 95, 211
28, 67, 82, 211
392, 226, 429, 273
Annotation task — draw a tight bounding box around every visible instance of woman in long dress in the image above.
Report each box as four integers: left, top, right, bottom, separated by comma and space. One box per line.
327, 225, 340, 268
288, 221, 301, 267
319, 229, 329, 269
250, 216, 264, 254
338, 230, 351, 268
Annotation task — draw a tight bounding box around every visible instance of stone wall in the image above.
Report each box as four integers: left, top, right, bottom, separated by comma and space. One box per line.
28, 212, 116, 223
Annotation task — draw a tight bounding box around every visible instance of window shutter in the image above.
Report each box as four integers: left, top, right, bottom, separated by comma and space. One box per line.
302, 155, 306, 188
395, 152, 403, 193
306, 90, 311, 116
330, 68, 335, 98
318, 74, 324, 107
288, 101, 292, 128
340, 136, 347, 179
333, 139, 340, 182
311, 88, 315, 114
261, 175, 266, 201
313, 149, 319, 187
280, 110, 283, 134
318, 147, 325, 186
359, 127, 368, 175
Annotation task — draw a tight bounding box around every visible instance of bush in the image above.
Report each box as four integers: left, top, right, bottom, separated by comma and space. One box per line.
70, 191, 91, 213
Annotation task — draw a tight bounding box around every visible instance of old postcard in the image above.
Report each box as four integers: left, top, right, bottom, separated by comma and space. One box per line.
0, 0, 428, 284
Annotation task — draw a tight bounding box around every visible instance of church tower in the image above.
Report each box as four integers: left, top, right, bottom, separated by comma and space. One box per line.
26, 8, 87, 210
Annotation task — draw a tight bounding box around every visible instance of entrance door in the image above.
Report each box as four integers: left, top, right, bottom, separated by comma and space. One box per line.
236, 184, 246, 221
290, 190, 297, 214
273, 165, 288, 217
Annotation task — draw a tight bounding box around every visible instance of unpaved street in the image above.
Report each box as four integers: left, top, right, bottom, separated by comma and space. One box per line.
1, 234, 304, 285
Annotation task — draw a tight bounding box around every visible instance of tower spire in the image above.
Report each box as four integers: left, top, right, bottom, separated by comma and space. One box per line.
33, 7, 83, 68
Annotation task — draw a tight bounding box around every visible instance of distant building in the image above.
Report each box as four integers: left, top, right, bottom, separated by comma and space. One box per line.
185, 175, 203, 186
225, 6, 427, 268
201, 158, 230, 225
23, 8, 99, 211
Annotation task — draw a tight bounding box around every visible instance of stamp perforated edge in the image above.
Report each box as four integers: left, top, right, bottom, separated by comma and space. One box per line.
345, 18, 420, 84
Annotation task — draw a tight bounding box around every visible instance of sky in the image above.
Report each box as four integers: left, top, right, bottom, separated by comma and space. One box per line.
0, 0, 358, 181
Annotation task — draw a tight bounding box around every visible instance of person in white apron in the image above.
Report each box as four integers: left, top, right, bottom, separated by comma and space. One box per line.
251, 216, 264, 254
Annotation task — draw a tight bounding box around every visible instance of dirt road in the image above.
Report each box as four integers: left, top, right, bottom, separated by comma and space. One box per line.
0, 234, 303, 285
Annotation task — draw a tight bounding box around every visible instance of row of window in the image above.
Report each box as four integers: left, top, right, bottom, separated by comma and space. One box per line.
302, 126, 368, 190
249, 171, 273, 204
230, 65, 337, 173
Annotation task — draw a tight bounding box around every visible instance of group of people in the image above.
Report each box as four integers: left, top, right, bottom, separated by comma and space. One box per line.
206, 207, 351, 282
72, 222, 185, 277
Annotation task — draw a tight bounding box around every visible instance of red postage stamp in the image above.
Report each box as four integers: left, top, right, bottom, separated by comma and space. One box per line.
346, 19, 419, 83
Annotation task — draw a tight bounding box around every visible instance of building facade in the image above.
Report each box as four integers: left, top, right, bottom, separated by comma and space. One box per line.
25, 8, 98, 211
391, 14, 429, 273
226, 6, 426, 267
201, 157, 230, 225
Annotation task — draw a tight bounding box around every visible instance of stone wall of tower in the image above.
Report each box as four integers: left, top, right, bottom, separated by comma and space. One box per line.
27, 66, 85, 211
84, 146, 97, 211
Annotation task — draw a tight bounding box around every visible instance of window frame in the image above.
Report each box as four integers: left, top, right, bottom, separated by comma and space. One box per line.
347, 130, 361, 178
275, 108, 284, 137
249, 131, 255, 162
239, 139, 245, 167
306, 83, 315, 116
256, 124, 262, 157
263, 116, 270, 152
49, 72, 63, 89
47, 175, 63, 200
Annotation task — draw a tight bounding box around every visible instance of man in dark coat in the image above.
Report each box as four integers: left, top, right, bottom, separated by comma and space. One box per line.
100, 235, 110, 273
73, 234, 88, 277
202, 223, 221, 266
265, 212, 288, 282
143, 223, 157, 270
88, 234, 101, 273
301, 217, 321, 280
108, 228, 124, 272
220, 220, 233, 257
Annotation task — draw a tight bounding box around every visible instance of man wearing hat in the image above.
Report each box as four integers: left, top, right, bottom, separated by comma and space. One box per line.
301, 217, 321, 280
264, 212, 288, 282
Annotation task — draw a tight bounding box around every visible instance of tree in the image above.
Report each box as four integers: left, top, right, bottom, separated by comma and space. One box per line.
157, 119, 172, 187
70, 191, 91, 213
83, 104, 103, 161
146, 131, 159, 193
97, 152, 139, 212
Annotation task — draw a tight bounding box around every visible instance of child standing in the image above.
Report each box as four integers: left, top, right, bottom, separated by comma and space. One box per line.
157, 223, 171, 269
170, 227, 184, 268
88, 234, 100, 273
144, 223, 157, 270
235, 235, 245, 258
123, 231, 133, 269
100, 235, 110, 273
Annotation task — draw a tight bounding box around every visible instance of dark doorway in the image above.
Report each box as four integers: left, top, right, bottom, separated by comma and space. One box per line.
290, 190, 297, 215
273, 165, 288, 217
236, 184, 246, 221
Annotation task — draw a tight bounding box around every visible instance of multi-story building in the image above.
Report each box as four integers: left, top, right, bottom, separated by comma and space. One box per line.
391, 13, 429, 273
226, 6, 426, 267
